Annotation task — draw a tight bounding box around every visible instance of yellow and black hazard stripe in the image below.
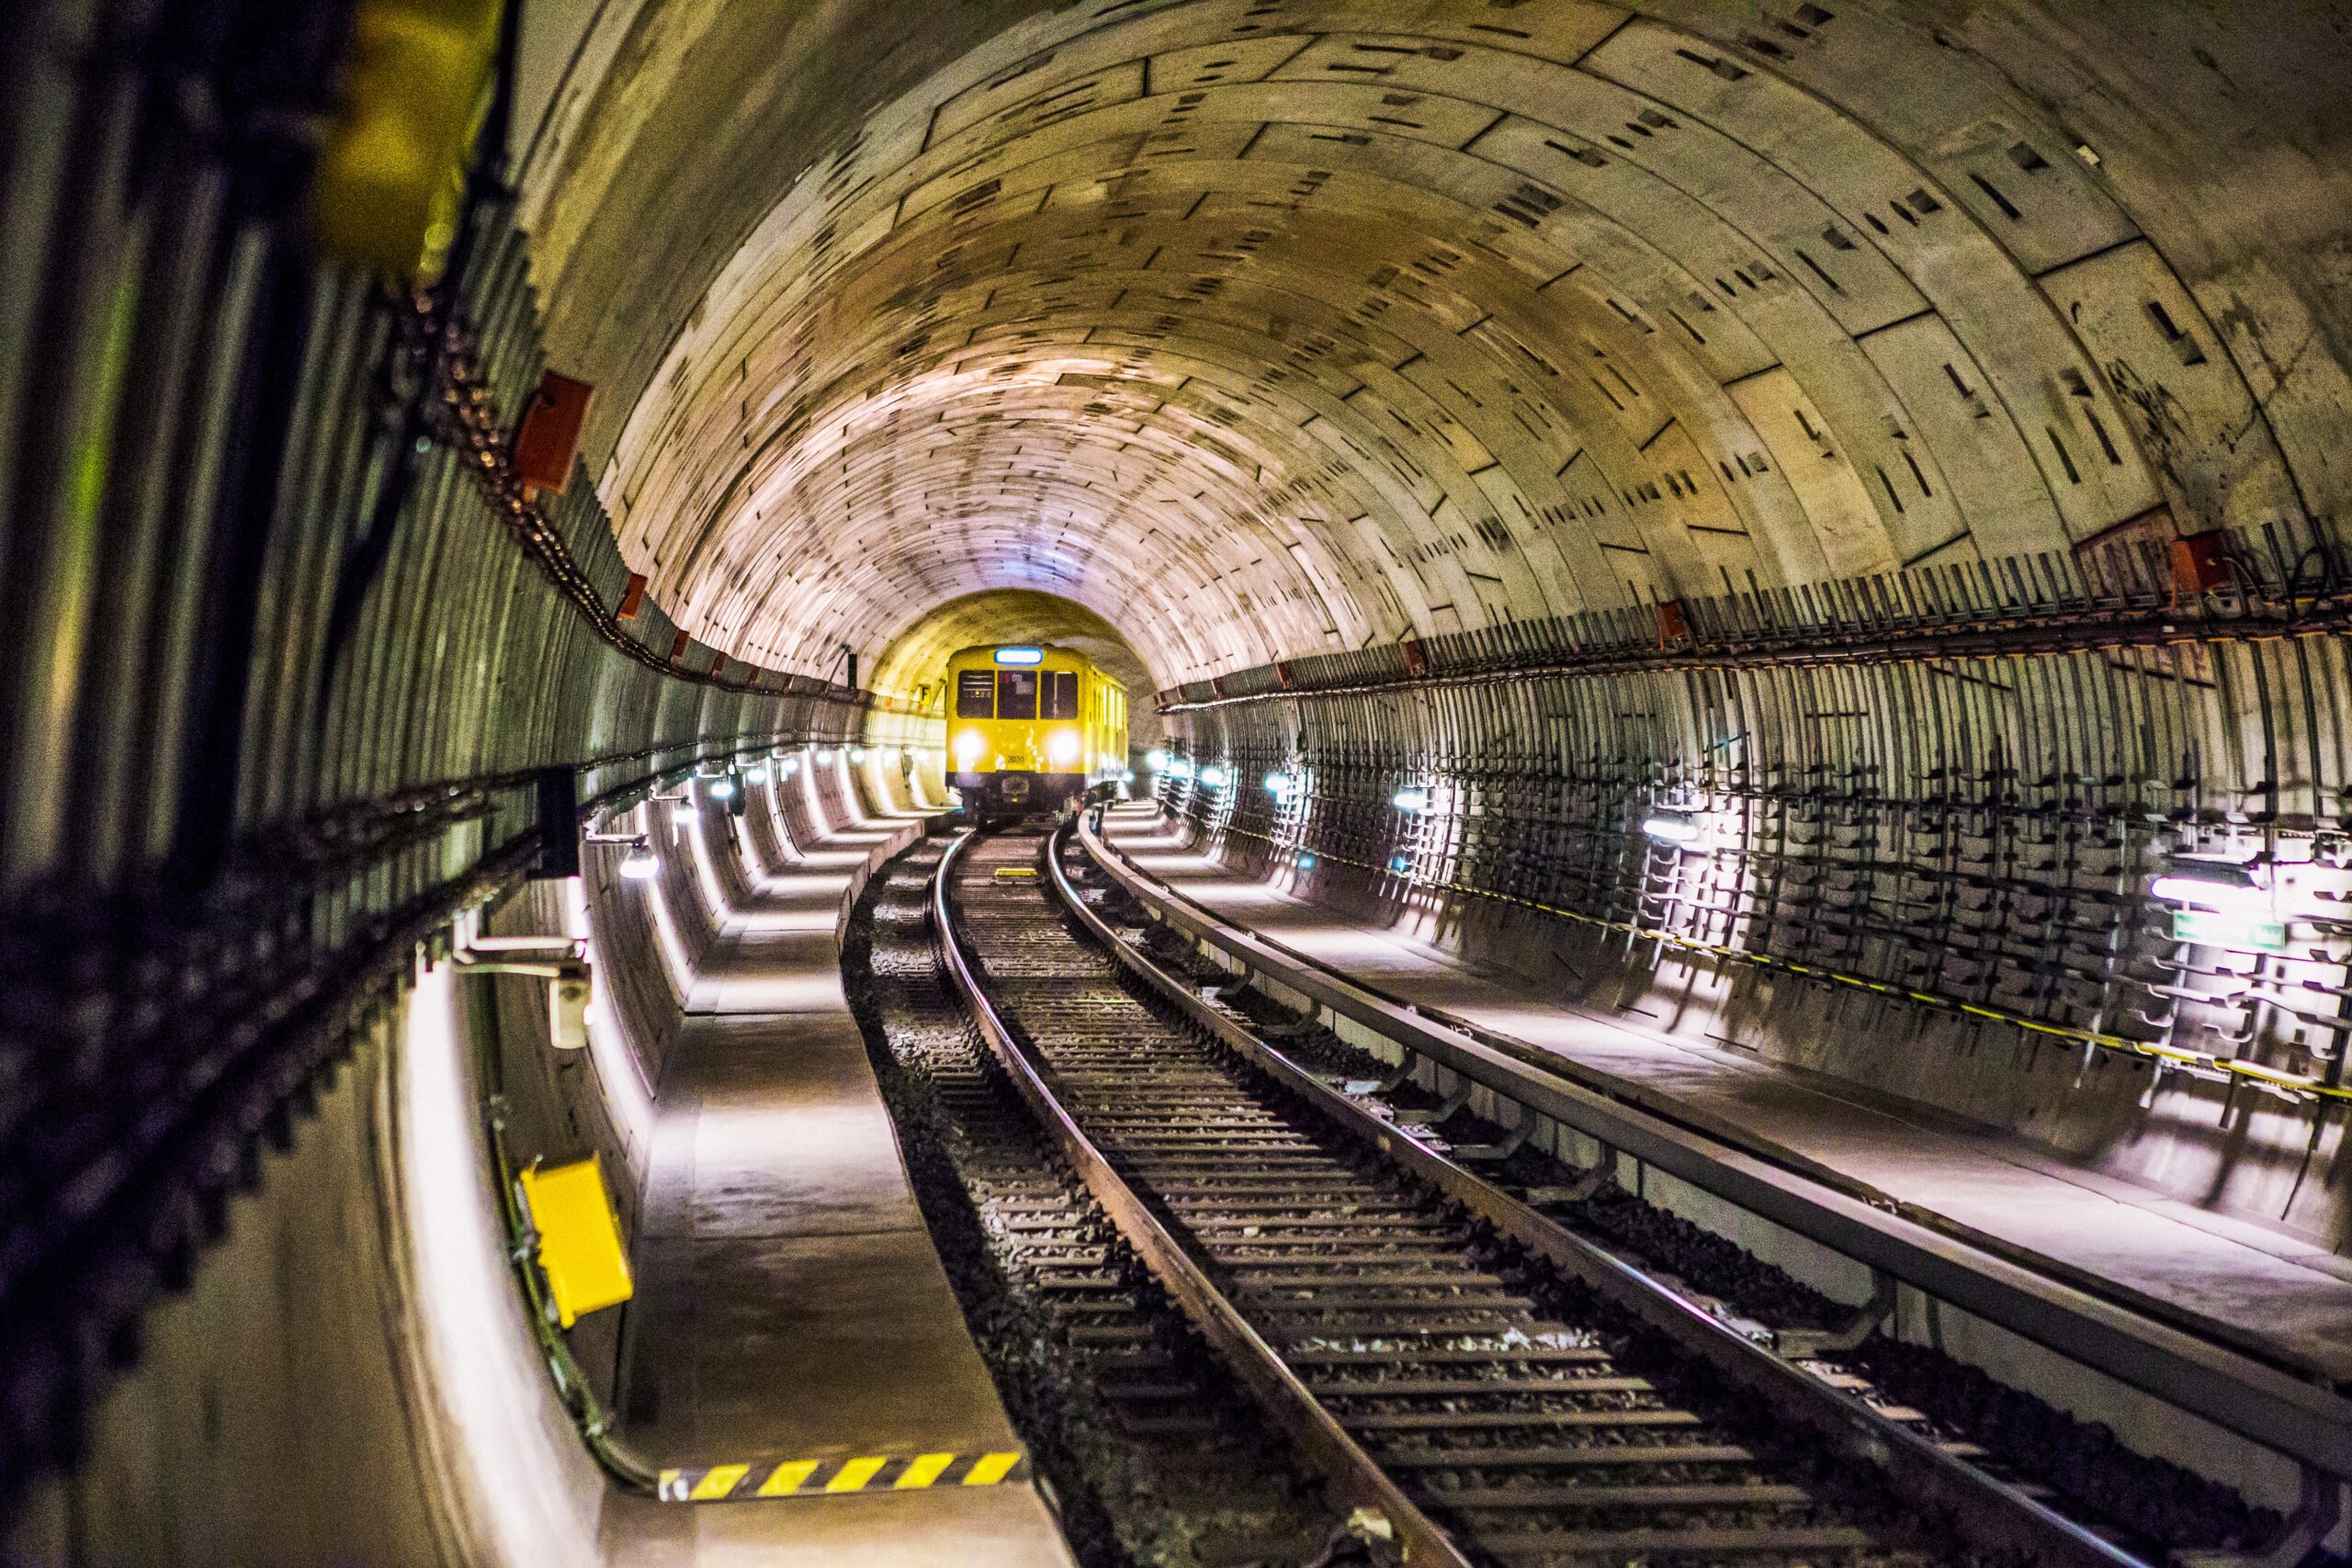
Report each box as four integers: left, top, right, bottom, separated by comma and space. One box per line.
659, 1450, 1027, 1503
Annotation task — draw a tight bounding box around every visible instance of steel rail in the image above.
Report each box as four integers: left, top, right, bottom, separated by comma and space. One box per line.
930, 828, 1474, 1568
1073, 810, 2352, 1483
1047, 816, 2145, 1567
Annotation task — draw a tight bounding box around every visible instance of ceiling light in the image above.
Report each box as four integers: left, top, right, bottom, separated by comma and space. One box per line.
1642, 811, 1701, 845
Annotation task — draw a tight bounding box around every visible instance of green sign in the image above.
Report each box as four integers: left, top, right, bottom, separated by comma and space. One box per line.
2172, 908, 2287, 954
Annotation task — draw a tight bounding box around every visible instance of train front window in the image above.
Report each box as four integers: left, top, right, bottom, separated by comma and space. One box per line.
1041, 671, 1079, 719
956, 671, 995, 718
997, 671, 1038, 719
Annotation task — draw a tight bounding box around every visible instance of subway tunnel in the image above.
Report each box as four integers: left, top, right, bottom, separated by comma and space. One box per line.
9, 0, 2352, 1562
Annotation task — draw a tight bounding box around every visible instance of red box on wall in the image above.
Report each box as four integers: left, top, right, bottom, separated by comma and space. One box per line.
1400, 639, 1429, 676
669, 630, 689, 662
1656, 600, 1690, 645
2170, 531, 2231, 596
514, 371, 594, 494
616, 571, 648, 621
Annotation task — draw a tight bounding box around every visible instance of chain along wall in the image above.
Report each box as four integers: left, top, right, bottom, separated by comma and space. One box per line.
0, 0, 863, 1493
1154, 567, 2352, 1247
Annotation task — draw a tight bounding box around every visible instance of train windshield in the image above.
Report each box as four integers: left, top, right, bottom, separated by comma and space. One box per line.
996, 670, 1038, 719
956, 671, 995, 718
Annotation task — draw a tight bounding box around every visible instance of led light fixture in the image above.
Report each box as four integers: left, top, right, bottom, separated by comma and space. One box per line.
1198, 765, 1229, 788
707, 775, 738, 801
1392, 787, 1431, 814
1642, 811, 1701, 845
2149, 856, 2267, 912
848, 746, 868, 763
618, 844, 659, 881
993, 646, 1044, 666
1145, 749, 1169, 771
1263, 770, 1300, 796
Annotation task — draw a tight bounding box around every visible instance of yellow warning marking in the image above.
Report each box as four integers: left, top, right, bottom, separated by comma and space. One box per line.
894, 1452, 956, 1489
826, 1456, 888, 1492
690, 1464, 750, 1500
993, 866, 1037, 879
964, 1451, 1021, 1486
757, 1460, 820, 1496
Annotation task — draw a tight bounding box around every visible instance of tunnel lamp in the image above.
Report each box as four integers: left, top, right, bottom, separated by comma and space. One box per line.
1642, 811, 1702, 846
849, 746, 869, 764
2149, 857, 2267, 912
1264, 770, 1300, 797
1146, 749, 1169, 771
673, 799, 698, 820
618, 843, 659, 881
779, 757, 800, 778
1297, 852, 1317, 871
955, 729, 986, 767
1048, 728, 1081, 766
1390, 852, 1413, 874
1168, 759, 1193, 781
1392, 787, 1432, 814
813, 747, 834, 763
1119, 769, 1136, 784
1198, 765, 1229, 789
743, 762, 767, 783
707, 775, 738, 801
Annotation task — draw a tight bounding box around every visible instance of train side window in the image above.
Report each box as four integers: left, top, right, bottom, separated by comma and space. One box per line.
956, 671, 995, 718
997, 670, 1038, 719
1042, 670, 1079, 719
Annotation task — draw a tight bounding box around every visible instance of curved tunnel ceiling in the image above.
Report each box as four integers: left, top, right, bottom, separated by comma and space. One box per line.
526, 1, 2352, 693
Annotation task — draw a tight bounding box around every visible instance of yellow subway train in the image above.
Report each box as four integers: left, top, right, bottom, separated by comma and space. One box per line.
944, 643, 1127, 818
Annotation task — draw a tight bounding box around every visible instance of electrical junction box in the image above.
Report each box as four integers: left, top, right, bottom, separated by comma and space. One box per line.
517, 1156, 634, 1327
513, 371, 594, 494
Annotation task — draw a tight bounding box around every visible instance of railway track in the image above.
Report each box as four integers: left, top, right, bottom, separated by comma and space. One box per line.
848, 839, 1336, 1568
934, 821, 2158, 1568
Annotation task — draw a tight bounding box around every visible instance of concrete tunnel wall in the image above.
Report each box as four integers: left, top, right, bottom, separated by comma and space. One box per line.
5, 746, 902, 1566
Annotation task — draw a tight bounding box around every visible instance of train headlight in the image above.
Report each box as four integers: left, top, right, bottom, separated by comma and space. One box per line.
954, 730, 986, 767
1047, 728, 1081, 766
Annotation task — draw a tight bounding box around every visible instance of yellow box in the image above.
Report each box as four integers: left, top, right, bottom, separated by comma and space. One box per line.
517, 1156, 633, 1327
